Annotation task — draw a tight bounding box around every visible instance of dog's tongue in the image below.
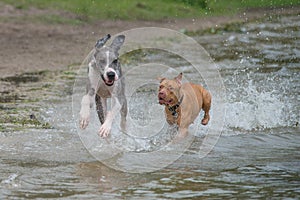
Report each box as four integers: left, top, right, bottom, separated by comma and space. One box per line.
105, 80, 114, 86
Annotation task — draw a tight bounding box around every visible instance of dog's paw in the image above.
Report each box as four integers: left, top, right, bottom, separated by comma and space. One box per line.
98, 122, 111, 137
201, 116, 210, 125
79, 112, 90, 129
172, 127, 188, 143
80, 117, 89, 129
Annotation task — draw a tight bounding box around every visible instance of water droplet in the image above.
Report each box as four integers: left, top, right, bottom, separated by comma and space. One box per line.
228, 35, 235, 41
241, 27, 247, 32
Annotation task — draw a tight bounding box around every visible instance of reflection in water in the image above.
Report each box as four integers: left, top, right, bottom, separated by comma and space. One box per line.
0, 15, 299, 199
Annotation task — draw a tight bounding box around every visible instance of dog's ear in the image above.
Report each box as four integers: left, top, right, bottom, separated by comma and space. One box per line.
95, 34, 111, 50
157, 77, 166, 83
174, 72, 183, 86
110, 35, 125, 52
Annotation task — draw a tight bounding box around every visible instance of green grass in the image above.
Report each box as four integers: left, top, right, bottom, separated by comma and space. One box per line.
208, 0, 300, 15
1, 0, 300, 22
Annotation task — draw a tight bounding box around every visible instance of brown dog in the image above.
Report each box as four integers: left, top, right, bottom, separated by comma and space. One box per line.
158, 72, 211, 139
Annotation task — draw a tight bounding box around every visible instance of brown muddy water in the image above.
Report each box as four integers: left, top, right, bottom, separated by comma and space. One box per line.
0, 14, 299, 199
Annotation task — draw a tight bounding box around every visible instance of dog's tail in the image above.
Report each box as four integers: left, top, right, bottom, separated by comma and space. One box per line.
95, 34, 111, 49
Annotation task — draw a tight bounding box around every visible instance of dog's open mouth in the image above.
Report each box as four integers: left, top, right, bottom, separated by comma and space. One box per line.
101, 75, 114, 86
104, 79, 114, 86
159, 98, 173, 105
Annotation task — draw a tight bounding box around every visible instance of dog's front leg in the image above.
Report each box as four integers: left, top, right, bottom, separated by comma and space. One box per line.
175, 112, 190, 140
98, 96, 121, 137
80, 94, 92, 129
79, 62, 99, 129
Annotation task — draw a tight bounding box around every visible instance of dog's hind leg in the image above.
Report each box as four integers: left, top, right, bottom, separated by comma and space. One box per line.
201, 90, 211, 125
120, 95, 127, 132
95, 94, 105, 124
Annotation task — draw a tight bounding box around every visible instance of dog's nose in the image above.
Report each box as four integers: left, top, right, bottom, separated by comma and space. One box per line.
158, 91, 165, 98
107, 71, 115, 80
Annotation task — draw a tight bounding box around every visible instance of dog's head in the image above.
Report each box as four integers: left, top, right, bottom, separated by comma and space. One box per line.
92, 34, 125, 86
158, 73, 182, 106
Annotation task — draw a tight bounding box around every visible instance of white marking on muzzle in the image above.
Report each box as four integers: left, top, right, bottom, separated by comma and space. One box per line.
103, 50, 119, 81
105, 51, 109, 70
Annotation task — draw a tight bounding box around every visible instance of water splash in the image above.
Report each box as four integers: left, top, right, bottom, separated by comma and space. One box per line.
223, 67, 299, 132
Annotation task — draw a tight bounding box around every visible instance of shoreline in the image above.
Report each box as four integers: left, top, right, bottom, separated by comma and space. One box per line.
0, 5, 299, 77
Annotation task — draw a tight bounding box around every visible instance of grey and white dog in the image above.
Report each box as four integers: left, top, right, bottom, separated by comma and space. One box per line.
79, 34, 127, 137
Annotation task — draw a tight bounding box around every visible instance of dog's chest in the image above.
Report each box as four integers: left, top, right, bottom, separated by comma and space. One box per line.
165, 106, 181, 125
97, 83, 114, 98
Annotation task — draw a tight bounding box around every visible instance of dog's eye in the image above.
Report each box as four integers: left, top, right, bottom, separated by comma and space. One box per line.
169, 86, 174, 90
112, 59, 118, 64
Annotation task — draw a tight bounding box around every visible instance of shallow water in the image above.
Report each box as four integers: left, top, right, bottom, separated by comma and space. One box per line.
0, 14, 299, 199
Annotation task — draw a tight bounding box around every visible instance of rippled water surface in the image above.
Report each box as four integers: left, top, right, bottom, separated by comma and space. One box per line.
0, 14, 299, 199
